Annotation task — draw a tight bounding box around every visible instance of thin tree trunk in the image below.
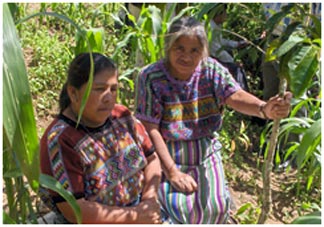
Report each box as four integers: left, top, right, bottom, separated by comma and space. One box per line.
258, 78, 287, 224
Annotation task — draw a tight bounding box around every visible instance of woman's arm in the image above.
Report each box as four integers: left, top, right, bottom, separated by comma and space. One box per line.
225, 89, 292, 119
141, 121, 197, 193
141, 152, 161, 200
56, 196, 161, 224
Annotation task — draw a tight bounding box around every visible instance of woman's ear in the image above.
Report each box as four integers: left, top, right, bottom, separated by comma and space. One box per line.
67, 85, 79, 103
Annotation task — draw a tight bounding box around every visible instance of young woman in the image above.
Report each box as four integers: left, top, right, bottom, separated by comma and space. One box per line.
135, 17, 292, 224
40, 53, 163, 224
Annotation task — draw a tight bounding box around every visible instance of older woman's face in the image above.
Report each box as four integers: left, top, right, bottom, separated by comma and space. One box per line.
168, 35, 203, 81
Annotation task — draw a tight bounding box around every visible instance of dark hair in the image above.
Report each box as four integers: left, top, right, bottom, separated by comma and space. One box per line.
164, 17, 209, 62
59, 52, 117, 112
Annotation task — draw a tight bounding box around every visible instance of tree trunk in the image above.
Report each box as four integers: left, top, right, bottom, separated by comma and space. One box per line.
258, 78, 287, 224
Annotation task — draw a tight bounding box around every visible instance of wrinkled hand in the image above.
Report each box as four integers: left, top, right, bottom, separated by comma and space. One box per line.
168, 168, 198, 193
135, 198, 162, 224
264, 92, 292, 119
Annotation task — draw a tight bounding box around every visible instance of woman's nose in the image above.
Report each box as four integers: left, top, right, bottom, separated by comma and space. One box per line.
180, 52, 192, 61
102, 90, 113, 102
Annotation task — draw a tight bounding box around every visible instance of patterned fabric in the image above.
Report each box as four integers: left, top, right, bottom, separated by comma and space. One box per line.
40, 104, 154, 207
160, 138, 229, 224
135, 57, 240, 141
135, 57, 241, 224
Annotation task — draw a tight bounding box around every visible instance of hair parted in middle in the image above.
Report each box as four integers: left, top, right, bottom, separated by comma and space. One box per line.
164, 16, 209, 62
59, 52, 117, 112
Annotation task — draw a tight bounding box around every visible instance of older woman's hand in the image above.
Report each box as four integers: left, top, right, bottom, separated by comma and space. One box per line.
263, 92, 292, 120
166, 167, 198, 194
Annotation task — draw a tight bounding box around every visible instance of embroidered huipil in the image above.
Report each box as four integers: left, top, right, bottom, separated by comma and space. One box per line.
135, 57, 241, 224
40, 104, 154, 209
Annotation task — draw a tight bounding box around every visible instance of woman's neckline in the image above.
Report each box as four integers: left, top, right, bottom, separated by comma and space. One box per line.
59, 112, 111, 133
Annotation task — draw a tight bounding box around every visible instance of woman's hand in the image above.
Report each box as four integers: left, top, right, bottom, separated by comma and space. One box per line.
263, 92, 292, 120
134, 197, 162, 224
167, 165, 198, 193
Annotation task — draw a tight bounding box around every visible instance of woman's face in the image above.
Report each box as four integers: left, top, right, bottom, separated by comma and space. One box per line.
168, 35, 203, 81
72, 69, 118, 128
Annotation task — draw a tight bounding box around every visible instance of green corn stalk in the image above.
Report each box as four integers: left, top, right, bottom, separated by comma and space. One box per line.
3, 4, 40, 223
3, 3, 102, 223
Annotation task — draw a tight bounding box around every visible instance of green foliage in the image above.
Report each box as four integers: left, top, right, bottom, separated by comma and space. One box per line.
258, 4, 321, 223
75, 28, 105, 56
3, 2, 321, 224
265, 3, 321, 99
291, 211, 321, 224
3, 3, 90, 223
3, 2, 40, 192
234, 202, 261, 224
261, 116, 321, 192
3, 3, 40, 223
40, 174, 82, 224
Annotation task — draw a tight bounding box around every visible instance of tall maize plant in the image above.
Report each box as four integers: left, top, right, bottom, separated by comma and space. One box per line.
3, 3, 85, 223
3, 3, 40, 223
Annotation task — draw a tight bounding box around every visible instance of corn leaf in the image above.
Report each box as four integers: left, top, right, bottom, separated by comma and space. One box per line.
16, 11, 94, 126
3, 212, 16, 224
112, 31, 136, 60
75, 28, 105, 56
40, 174, 82, 224
3, 3, 39, 191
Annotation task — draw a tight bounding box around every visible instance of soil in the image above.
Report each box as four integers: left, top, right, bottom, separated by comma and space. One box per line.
225, 151, 300, 224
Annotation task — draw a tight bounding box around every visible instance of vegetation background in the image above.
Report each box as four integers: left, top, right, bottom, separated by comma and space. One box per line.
3, 2, 321, 224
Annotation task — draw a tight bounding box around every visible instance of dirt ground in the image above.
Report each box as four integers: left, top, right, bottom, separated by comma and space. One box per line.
225, 151, 300, 224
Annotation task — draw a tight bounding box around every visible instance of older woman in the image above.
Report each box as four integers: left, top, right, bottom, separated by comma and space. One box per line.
135, 17, 292, 224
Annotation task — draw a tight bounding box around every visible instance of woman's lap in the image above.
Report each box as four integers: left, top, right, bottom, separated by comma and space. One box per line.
159, 138, 230, 224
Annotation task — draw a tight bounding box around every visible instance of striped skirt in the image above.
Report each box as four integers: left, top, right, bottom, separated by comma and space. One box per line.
158, 136, 230, 224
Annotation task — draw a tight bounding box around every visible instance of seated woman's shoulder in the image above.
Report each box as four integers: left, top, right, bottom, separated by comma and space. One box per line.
112, 104, 132, 118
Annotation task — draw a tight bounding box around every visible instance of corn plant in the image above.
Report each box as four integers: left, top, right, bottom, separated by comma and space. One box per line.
3, 3, 40, 223
2, 3, 105, 223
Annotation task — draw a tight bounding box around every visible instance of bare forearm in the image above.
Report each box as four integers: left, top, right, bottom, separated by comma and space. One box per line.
225, 90, 292, 120
142, 152, 161, 200
225, 89, 265, 118
142, 122, 177, 176
57, 199, 137, 224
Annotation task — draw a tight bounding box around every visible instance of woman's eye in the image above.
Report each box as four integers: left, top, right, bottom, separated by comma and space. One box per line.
192, 48, 200, 53
94, 87, 106, 92
175, 46, 184, 52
